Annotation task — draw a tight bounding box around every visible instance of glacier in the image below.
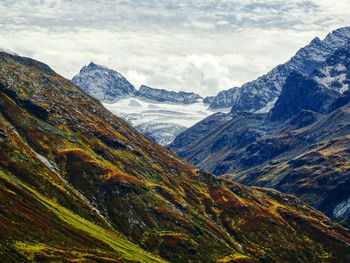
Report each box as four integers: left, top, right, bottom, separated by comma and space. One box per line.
103, 97, 218, 146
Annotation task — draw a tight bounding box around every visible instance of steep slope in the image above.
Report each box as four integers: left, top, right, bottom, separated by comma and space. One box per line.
209, 26, 350, 112
225, 105, 350, 229
268, 71, 339, 121
270, 42, 350, 121
0, 54, 165, 263
71, 62, 137, 102
1, 53, 350, 262
169, 112, 236, 155
170, 112, 277, 175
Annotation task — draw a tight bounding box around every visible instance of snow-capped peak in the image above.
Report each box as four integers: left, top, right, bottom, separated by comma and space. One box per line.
209, 26, 350, 113
72, 62, 137, 103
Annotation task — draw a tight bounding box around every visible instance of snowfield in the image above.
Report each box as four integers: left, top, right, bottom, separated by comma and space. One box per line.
104, 97, 220, 146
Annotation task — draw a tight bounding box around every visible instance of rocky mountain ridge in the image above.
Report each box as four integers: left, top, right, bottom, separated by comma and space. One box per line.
137, 85, 203, 104
72, 63, 206, 105
209, 26, 350, 113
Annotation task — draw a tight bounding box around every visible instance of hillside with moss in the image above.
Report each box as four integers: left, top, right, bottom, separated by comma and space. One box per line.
1, 51, 350, 262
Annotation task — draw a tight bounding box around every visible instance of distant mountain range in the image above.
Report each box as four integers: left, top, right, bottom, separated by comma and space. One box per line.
209, 26, 350, 112
72, 62, 207, 104
72, 62, 216, 146
71, 27, 350, 147
170, 36, 350, 228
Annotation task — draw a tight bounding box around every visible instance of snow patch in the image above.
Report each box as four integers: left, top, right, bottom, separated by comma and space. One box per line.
256, 98, 278, 113
35, 152, 59, 173
333, 197, 350, 218
104, 97, 217, 145
314, 64, 348, 94
340, 83, 349, 94
128, 99, 142, 107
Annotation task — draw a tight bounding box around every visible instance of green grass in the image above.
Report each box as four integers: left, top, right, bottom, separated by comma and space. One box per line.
0, 170, 167, 263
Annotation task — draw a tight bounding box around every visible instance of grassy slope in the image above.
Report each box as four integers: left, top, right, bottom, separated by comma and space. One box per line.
0, 109, 166, 263
224, 113, 350, 229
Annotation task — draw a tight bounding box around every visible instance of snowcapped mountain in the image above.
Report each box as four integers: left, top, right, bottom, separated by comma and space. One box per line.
270, 42, 350, 121
72, 63, 216, 145
72, 63, 204, 105
103, 97, 213, 146
209, 26, 350, 113
312, 43, 350, 94
72, 62, 137, 102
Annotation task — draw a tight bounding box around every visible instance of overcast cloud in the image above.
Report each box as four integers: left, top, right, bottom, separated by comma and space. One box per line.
0, 0, 349, 96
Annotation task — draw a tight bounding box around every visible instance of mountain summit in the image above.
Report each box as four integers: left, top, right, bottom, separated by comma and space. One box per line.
72, 62, 137, 102
72, 64, 204, 104
209, 26, 350, 112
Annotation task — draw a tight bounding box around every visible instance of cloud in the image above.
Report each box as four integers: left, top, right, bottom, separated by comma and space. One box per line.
217, 21, 229, 26
191, 21, 216, 30
125, 70, 149, 89
179, 54, 233, 96
0, 0, 350, 96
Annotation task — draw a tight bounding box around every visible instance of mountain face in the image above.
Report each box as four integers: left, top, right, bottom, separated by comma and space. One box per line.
170, 41, 350, 229
2, 52, 350, 262
268, 71, 339, 121
170, 112, 274, 174
209, 26, 350, 112
72, 65, 203, 105
172, 41, 350, 173
224, 106, 350, 228
137, 85, 202, 104
72, 65, 209, 146
71, 62, 137, 102
270, 42, 350, 121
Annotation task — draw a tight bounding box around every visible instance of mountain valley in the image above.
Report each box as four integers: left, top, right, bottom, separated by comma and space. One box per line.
1, 49, 350, 262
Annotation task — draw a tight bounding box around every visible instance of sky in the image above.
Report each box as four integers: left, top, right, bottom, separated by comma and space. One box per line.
0, 0, 349, 97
